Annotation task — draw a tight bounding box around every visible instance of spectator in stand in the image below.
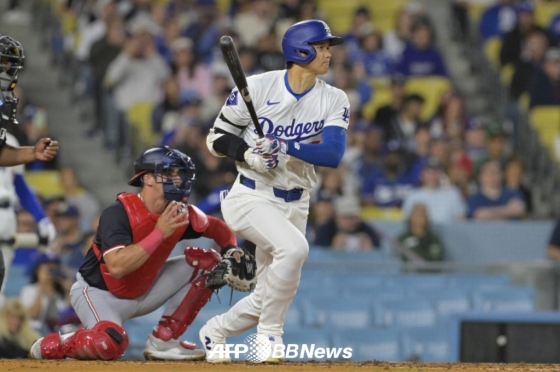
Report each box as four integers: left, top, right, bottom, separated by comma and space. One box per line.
413, 126, 431, 159
155, 17, 182, 64
478, 0, 516, 42
361, 141, 419, 208
384, 93, 426, 150
373, 74, 407, 127
467, 159, 526, 220
314, 196, 380, 251
256, 30, 285, 72
171, 37, 213, 100
529, 47, 560, 108
88, 15, 126, 137
152, 77, 181, 135
0, 299, 41, 359
430, 92, 468, 142
59, 167, 101, 233
74, 0, 118, 65
384, 9, 414, 62
19, 106, 58, 171
509, 30, 548, 101
200, 71, 232, 124
343, 6, 374, 61
233, 0, 276, 48
51, 202, 85, 272
475, 125, 509, 172
104, 24, 170, 149
20, 253, 71, 333
396, 20, 447, 77
238, 46, 263, 77
500, 3, 555, 68
549, 12, 560, 45
402, 157, 466, 224
332, 64, 372, 108
464, 117, 489, 166
429, 136, 452, 171
398, 203, 445, 261
353, 30, 394, 78
504, 155, 532, 214
183, 0, 220, 64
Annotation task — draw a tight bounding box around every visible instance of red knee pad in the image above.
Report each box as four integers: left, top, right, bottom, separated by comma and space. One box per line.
64, 321, 129, 360
184, 247, 221, 272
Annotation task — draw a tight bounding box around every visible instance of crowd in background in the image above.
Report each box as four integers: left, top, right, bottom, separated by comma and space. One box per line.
2, 0, 560, 357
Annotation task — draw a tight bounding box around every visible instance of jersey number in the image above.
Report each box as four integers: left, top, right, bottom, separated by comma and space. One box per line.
342, 107, 349, 123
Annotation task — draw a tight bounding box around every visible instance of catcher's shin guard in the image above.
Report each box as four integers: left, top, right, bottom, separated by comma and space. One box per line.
154, 247, 221, 341
67, 321, 128, 360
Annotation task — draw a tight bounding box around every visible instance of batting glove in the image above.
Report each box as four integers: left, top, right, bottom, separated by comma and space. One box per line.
38, 217, 57, 246
255, 135, 287, 156
244, 148, 278, 173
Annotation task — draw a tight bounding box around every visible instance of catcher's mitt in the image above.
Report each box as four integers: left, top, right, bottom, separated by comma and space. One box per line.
206, 246, 256, 292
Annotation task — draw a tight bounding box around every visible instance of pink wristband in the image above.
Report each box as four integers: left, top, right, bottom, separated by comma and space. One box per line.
139, 229, 164, 255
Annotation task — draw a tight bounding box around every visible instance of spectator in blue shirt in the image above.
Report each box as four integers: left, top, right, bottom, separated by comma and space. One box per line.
396, 21, 447, 77
529, 47, 560, 108
549, 13, 560, 45
467, 160, 526, 220
353, 30, 394, 78
343, 6, 373, 62
361, 141, 419, 208
478, 0, 517, 42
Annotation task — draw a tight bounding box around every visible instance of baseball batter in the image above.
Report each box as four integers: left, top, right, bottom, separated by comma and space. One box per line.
0, 34, 59, 294
29, 146, 254, 361
201, 20, 349, 363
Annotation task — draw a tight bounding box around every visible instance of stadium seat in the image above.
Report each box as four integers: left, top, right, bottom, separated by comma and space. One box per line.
302, 296, 371, 329
316, 0, 362, 34
362, 85, 393, 121
373, 299, 437, 328
472, 287, 536, 313
365, 0, 409, 35
404, 77, 452, 121
484, 37, 502, 69
24, 170, 64, 198
535, 2, 560, 28
333, 328, 402, 362
529, 106, 560, 158
401, 327, 450, 362
126, 101, 157, 154
468, 3, 490, 24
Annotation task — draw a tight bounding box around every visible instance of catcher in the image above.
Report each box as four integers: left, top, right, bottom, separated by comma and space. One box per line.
29, 146, 256, 361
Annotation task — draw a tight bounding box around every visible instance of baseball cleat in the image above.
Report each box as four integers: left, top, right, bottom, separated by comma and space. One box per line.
262, 334, 285, 364
29, 332, 74, 359
199, 324, 231, 363
143, 334, 206, 361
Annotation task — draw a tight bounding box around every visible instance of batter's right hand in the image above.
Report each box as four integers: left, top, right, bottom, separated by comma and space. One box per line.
155, 201, 189, 238
244, 148, 278, 173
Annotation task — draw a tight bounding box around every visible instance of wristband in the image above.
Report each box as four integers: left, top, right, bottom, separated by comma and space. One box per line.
139, 229, 164, 255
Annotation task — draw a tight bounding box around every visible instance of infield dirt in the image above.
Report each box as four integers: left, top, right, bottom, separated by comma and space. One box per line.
2, 360, 560, 372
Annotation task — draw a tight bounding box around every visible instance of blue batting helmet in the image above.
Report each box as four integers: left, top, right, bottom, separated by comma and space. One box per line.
282, 20, 343, 64
128, 146, 196, 202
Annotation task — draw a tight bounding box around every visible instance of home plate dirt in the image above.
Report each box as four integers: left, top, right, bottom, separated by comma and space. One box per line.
2, 361, 560, 372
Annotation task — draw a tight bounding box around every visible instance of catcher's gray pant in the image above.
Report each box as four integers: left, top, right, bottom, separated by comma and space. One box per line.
205, 179, 309, 337
70, 255, 197, 328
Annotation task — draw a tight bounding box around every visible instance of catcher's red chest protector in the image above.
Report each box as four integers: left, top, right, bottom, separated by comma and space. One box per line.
93, 192, 187, 299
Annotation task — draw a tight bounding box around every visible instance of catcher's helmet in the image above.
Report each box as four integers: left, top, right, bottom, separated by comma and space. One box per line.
282, 20, 343, 64
0, 35, 24, 92
128, 146, 196, 202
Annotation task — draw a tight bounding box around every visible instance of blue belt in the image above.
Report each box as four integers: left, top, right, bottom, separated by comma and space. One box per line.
239, 175, 303, 202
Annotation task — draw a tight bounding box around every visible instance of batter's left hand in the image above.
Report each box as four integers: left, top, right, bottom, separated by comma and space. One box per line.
255, 135, 287, 156
34, 138, 59, 161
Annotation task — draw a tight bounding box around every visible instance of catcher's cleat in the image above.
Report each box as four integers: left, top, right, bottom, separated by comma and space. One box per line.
199, 324, 231, 363
29, 332, 74, 359
143, 333, 205, 361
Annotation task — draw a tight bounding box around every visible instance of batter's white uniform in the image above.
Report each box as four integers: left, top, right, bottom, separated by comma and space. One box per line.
0, 133, 26, 293
205, 70, 349, 338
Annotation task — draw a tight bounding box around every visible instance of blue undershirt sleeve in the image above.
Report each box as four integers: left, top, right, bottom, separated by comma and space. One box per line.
14, 174, 46, 221
285, 126, 346, 168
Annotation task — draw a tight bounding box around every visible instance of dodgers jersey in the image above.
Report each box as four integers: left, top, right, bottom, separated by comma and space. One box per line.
214, 70, 350, 190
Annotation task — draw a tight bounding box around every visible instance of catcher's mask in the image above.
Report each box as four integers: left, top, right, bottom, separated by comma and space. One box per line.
0, 35, 24, 125
128, 146, 196, 202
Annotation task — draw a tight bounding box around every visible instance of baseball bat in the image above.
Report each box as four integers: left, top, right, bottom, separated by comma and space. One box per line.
219, 35, 265, 138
